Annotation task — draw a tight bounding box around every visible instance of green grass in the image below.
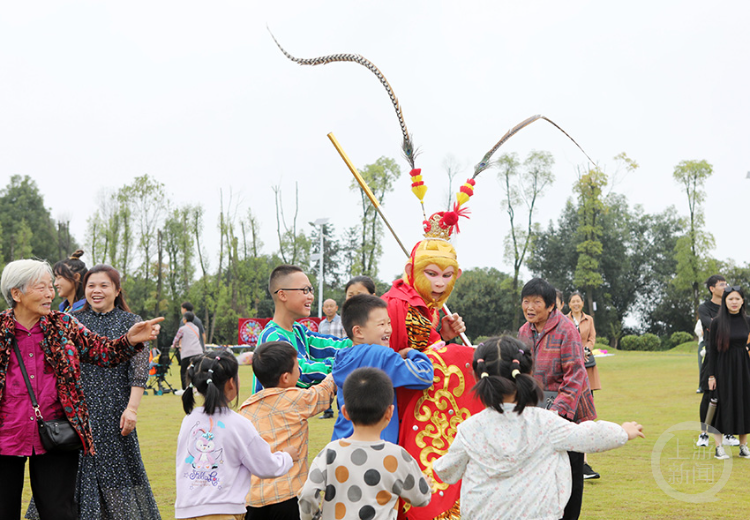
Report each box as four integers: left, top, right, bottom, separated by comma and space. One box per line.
669, 341, 700, 353
21, 351, 750, 519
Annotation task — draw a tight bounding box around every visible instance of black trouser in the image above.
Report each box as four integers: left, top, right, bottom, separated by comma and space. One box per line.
699, 352, 712, 430
180, 354, 198, 390
246, 497, 299, 520
562, 451, 584, 520
0, 450, 79, 520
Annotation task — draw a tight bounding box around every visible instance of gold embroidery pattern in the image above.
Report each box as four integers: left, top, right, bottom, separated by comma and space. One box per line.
405, 305, 433, 352
413, 345, 471, 490
402, 499, 461, 519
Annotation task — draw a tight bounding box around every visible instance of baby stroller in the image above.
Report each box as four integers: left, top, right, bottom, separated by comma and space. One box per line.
144, 348, 175, 396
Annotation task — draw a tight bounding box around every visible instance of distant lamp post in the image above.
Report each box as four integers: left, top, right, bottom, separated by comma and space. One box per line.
312, 218, 330, 318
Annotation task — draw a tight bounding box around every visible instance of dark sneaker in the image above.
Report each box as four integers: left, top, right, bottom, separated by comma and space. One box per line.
715, 446, 730, 460
583, 463, 600, 480
319, 410, 334, 419
739, 445, 750, 459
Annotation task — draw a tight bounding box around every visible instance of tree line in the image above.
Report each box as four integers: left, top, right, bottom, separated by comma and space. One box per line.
0, 155, 739, 349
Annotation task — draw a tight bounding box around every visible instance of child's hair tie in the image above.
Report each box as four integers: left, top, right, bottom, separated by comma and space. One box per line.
511, 359, 520, 365
476, 358, 484, 363
511, 369, 521, 379
207, 379, 213, 385
208, 369, 214, 374
480, 372, 489, 378
215, 356, 221, 361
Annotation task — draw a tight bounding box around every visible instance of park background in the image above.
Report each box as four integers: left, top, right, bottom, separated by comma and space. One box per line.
3, 2, 750, 516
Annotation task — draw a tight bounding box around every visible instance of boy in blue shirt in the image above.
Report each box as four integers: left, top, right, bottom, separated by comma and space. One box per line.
332, 294, 434, 443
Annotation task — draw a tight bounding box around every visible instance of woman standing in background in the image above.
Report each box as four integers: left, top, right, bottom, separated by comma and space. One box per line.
53, 250, 87, 313
567, 291, 602, 480
75, 265, 161, 519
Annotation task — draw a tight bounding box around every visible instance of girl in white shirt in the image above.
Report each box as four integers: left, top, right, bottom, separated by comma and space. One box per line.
433, 336, 644, 520
175, 351, 298, 520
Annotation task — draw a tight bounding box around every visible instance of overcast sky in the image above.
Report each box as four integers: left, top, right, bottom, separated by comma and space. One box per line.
1, 1, 748, 287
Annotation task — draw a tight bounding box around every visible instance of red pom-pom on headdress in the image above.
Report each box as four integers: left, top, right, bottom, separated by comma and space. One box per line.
438, 202, 471, 235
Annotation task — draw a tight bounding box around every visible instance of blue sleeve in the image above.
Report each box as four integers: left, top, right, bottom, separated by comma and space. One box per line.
384, 348, 434, 390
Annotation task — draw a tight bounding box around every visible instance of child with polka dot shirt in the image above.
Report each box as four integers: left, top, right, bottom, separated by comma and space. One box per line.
299, 367, 431, 520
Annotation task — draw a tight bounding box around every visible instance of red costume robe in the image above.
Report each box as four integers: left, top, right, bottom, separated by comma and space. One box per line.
382, 280, 483, 520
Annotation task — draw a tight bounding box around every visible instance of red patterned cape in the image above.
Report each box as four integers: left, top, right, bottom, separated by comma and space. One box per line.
383, 282, 483, 520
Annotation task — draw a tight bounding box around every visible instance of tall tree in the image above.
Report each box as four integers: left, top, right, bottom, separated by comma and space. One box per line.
528, 195, 687, 343
0, 175, 61, 263
118, 174, 167, 282
240, 208, 263, 260
441, 154, 463, 211
273, 183, 310, 267
672, 159, 714, 317
349, 156, 401, 279
310, 222, 344, 288
497, 150, 554, 330
572, 166, 607, 318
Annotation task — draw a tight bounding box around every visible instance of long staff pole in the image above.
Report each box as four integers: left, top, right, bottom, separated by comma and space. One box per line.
327, 132, 473, 348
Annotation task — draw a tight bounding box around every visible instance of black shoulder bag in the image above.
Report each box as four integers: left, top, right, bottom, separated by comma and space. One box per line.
12, 339, 83, 452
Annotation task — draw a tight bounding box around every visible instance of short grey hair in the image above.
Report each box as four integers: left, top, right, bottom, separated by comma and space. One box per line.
1, 259, 54, 308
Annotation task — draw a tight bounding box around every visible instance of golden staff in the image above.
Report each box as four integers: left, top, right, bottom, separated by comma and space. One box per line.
328, 132, 473, 348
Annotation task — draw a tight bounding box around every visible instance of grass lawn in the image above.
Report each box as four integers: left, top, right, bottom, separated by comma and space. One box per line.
21, 346, 750, 519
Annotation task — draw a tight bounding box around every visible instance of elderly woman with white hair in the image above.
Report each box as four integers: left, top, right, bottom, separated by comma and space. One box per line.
0, 259, 163, 520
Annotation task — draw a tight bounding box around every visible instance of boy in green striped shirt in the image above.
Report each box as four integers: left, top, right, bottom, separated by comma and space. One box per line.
252, 265, 351, 393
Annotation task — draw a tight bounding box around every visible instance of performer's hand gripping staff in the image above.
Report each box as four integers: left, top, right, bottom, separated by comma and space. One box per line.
328, 132, 471, 347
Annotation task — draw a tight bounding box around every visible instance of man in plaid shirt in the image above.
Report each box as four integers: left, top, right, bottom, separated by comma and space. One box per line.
517, 278, 595, 520
241, 341, 336, 519
318, 298, 345, 338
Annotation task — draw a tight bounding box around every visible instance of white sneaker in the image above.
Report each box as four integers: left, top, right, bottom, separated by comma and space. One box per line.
174, 389, 185, 396
739, 445, 750, 459
715, 446, 730, 460
696, 433, 709, 447
723, 434, 740, 446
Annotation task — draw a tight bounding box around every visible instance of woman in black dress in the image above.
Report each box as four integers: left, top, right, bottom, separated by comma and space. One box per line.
707, 285, 750, 460
75, 265, 162, 519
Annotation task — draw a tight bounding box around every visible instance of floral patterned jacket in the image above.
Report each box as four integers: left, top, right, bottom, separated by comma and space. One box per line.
0, 309, 143, 455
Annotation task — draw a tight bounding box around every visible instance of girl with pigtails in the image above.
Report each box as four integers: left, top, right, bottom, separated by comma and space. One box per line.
433, 337, 644, 520
175, 351, 298, 520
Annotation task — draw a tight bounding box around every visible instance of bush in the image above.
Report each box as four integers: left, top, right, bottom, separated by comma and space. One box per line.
620, 335, 641, 351
672, 341, 699, 353
595, 336, 609, 347
670, 331, 694, 347
641, 333, 662, 351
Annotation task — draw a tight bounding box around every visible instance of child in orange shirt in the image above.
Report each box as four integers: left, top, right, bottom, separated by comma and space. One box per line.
240, 341, 336, 519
